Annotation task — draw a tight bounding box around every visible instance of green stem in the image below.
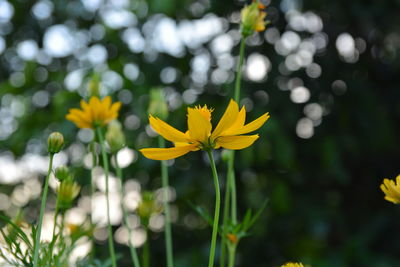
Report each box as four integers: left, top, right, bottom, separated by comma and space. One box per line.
90, 141, 97, 262
206, 150, 221, 267
158, 137, 174, 267
96, 127, 117, 267
51, 203, 59, 240
234, 37, 246, 102
142, 229, 150, 267
227, 154, 237, 224
220, 156, 232, 267
228, 246, 236, 267
115, 156, 141, 267
221, 36, 246, 267
33, 153, 54, 267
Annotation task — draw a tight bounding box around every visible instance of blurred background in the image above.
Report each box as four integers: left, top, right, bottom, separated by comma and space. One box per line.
0, 0, 400, 266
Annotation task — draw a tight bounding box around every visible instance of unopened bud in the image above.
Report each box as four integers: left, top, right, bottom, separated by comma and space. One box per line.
148, 88, 169, 120
137, 192, 162, 227
241, 1, 267, 37
48, 132, 64, 154
55, 166, 71, 182
88, 74, 100, 98
106, 121, 126, 154
57, 180, 81, 210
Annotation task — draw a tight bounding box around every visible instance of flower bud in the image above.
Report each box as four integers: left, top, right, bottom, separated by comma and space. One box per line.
88, 74, 100, 98
57, 180, 81, 211
55, 166, 71, 182
148, 88, 169, 120
241, 1, 267, 37
137, 192, 162, 227
106, 121, 126, 154
221, 149, 233, 162
48, 132, 64, 154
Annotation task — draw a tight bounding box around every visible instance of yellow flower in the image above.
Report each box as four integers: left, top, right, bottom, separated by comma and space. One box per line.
380, 175, 400, 204
140, 99, 269, 160
281, 263, 304, 267
66, 96, 121, 129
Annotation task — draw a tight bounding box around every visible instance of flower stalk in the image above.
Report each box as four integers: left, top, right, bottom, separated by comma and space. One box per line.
206, 150, 221, 267
158, 137, 174, 267
142, 229, 150, 267
114, 155, 141, 267
228, 245, 237, 267
33, 153, 54, 267
96, 127, 117, 267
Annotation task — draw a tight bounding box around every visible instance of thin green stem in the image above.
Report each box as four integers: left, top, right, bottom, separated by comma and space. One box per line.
51, 203, 59, 239
90, 141, 97, 262
220, 157, 232, 267
206, 150, 221, 267
228, 154, 237, 224
158, 137, 174, 267
228, 246, 237, 267
221, 36, 247, 267
115, 156, 141, 267
142, 229, 150, 267
33, 153, 54, 267
96, 127, 117, 267
234, 37, 246, 102
59, 211, 66, 245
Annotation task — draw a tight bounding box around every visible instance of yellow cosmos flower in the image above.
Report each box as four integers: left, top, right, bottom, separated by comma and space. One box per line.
281, 263, 304, 267
140, 99, 270, 160
66, 96, 121, 129
380, 175, 400, 204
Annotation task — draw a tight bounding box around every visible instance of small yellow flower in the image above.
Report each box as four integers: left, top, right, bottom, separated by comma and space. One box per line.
140, 99, 269, 160
380, 175, 400, 204
66, 96, 121, 129
281, 263, 304, 267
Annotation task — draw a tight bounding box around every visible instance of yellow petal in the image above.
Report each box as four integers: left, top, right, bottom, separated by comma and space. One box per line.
80, 99, 90, 111
187, 107, 211, 142
223, 107, 246, 134
149, 115, 189, 143
66, 109, 93, 128
224, 112, 270, 136
102, 96, 112, 110
140, 144, 197, 160
89, 96, 101, 121
211, 99, 239, 139
216, 134, 259, 150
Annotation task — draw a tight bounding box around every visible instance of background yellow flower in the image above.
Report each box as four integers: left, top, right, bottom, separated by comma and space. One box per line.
66, 96, 121, 129
380, 175, 400, 204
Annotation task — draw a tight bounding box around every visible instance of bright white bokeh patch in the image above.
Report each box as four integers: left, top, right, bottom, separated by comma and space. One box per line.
245, 53, 271, 82
116, 148, 136, 168
0, 0, 14, 23
87, 44, 108, 64
17, 40, 39, 61
296, 117, 314, 139
43, 25, 76, 57
31, 0, 53, 20
290, 86, 310, 103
